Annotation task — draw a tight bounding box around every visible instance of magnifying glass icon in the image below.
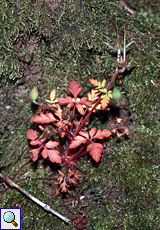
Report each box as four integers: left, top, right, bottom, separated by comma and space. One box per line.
3, 211, 18, 227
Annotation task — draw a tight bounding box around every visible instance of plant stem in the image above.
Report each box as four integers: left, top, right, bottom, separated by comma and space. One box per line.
107, 66, 118, 90
74, 108, 87, 137
74, 97, 101, 136
70, 104, 76, 132
70, 141, 89, 161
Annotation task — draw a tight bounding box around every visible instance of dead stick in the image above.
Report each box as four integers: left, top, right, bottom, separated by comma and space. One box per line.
0, 173, 70, 223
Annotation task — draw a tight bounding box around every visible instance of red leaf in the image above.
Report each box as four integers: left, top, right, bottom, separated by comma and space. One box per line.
68, 177, 76, 185
58, 96, 72, 104
74, 171, 82, 180
54, 104, 63, 120
78, 131, 89, 139
58, 170, 64, 177
30, 147, 42, 161
60, 180, 69, 193
88, 128, 111, 140
76, 104, 85, 115
89, 127, 97, 137
91, 128, 111, 139
47, 149, 62, 163
79, 97, 92, 107
27, 129, 38, 140
45, 141, 59, 148
67, 80, 83, 98
87, 142, 103, 162
99, 129, 112, 138
69, 135, 87, 149
30, 139, 41, 146
41, 148, 48, 158
68, 169, 75, 178
30, 112, 57, 124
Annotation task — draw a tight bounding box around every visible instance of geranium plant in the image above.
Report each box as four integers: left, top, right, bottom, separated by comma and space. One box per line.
27, 27, 132, 193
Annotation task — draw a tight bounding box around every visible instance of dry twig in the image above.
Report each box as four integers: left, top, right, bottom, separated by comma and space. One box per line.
0, 173, 70, 223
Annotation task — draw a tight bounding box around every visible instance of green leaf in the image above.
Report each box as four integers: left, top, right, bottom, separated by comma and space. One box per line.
112, 87, 121, 100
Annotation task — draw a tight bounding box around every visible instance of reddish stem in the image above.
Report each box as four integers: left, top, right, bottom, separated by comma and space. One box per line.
74, 108, 87, 137
70, 104, 76, 132
65, 163, 70, 175
106, 66, 118, 91
66, 145, 73, 158
73, 149, 89, 160
74, 96, 101, 137
51, 135, 67, 157
70, 141, 89, 162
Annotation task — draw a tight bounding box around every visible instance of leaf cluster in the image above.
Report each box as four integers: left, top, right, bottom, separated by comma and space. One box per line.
27, 79, 129, 192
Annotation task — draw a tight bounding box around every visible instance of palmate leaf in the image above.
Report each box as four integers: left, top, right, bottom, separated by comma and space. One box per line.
45, 89, 58, 105
100, 91, 112, 109
30, 147, 42, 162
59, 95, 92, 115
89, 78, 106, 89
30, 111, 57, 124
67, 80, 83, 98
45, 149, 62, 164
69, 127, 112, 162
27, 129, 38, 140
58, 96, 73, 105
89, 127, 112, 139
87, 127, 111, 162
89, 79, 112, 110
87, 142, 103, 162
30, 142, 61, 163
45, 140, 59, 148
60, 180, 69, 193
70, 127, 111, 149
87, 89, 99, 102
69, 135, 88, 149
